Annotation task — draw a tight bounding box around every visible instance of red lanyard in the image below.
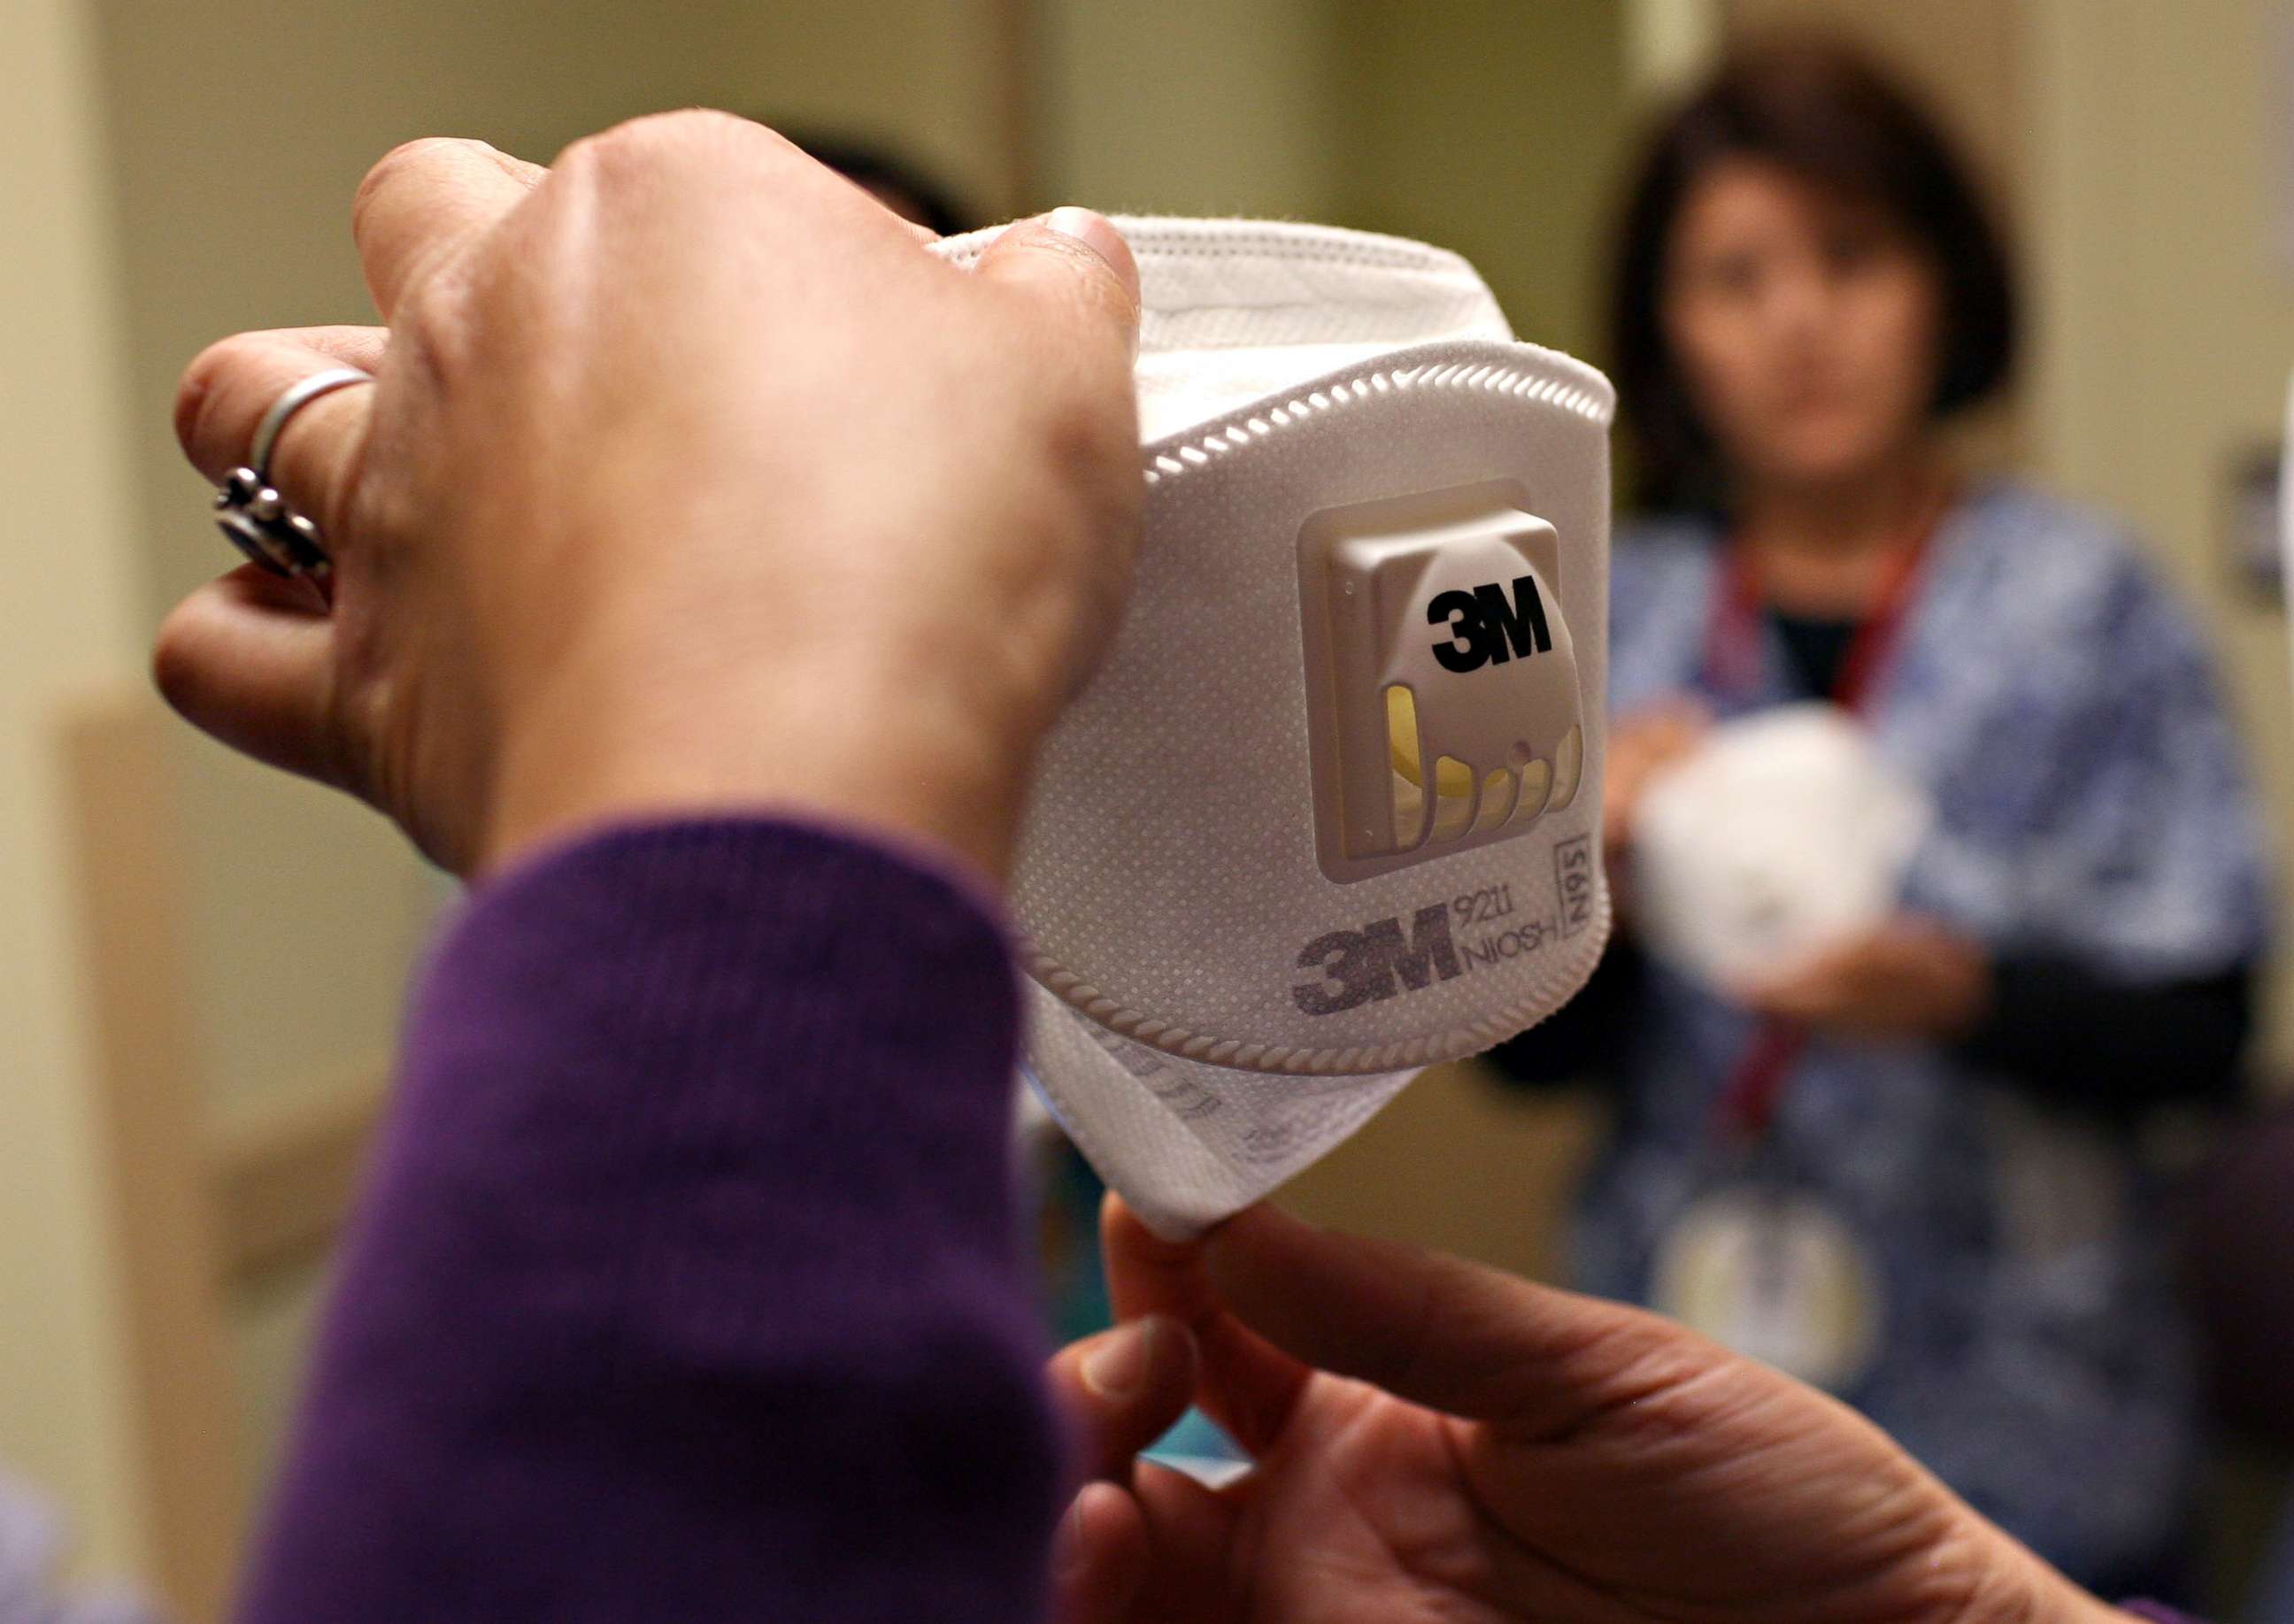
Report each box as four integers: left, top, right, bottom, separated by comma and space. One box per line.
1703, 498, 1943, 1149
1701, 515, 1934, 717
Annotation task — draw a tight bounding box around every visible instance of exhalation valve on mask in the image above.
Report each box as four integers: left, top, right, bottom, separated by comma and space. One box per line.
1299, 483, 1586, 880
935, 218, 1615, 1237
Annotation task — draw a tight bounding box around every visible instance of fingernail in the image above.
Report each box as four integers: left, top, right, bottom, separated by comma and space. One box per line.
1081, 1315, 1163, 1400
1044, 205, 1140, 304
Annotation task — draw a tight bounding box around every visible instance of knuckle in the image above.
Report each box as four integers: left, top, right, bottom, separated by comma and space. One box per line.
559, 109, 779, 184
646, 106, 756, 137
549, 126, 615, 181
559, 112, 667, 170
618, 107, 766, 150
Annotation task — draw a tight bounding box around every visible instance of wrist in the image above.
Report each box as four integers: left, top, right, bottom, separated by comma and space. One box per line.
479, 643, 1044, 885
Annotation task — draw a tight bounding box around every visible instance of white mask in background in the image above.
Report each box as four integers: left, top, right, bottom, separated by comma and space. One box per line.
937, 219, 1614, 1237
1631, 704, 1932, 989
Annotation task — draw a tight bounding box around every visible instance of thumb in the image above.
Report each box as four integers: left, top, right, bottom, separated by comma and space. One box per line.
971, 208, 1140, 355
1044, 1314, 1199, 1482
1204, 1204, 1707, 1438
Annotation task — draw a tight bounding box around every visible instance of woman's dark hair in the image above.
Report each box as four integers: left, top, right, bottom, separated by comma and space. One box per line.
1609, 35, 2017, 510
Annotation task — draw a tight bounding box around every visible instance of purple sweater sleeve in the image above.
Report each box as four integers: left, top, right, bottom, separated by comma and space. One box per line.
235, 820, 1058, 1624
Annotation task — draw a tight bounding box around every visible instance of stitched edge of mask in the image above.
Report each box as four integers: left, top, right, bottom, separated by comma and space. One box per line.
933, 216, 1490, 279
1136, 349, 1612, 484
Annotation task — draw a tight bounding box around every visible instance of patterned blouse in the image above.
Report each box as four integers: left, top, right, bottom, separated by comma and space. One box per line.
1575, 480, 2270, 1594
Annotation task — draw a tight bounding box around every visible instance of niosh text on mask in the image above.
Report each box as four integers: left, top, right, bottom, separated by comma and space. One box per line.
1292, 832, 1596, 1015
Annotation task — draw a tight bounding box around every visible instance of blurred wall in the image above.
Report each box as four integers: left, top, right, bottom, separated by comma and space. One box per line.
1328, 0, 1629, 361
1044, 0, 1631, 356
0, 0, 159, 1583
2021, 0, 2294, 1071
1043, 0, 1342, 216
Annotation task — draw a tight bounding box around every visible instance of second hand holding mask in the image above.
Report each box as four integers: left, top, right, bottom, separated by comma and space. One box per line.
939, 219, 1614, 1236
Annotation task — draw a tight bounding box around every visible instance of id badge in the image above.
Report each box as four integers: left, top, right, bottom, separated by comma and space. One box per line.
1650, 1184, 1883, 1392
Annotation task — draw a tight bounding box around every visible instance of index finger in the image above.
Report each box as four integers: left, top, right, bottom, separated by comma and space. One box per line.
1205, 1202, 1703, 1440
350, 137, 545, 320
174, 326, 385, 546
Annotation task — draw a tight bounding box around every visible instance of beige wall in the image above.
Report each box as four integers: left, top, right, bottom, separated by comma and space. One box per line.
2021, 0, 2294, 1066
1043, 0, 1343, 216
1044, 0, 1630, 353
1328, 0, 1631, 361
0, 0, 159, 1584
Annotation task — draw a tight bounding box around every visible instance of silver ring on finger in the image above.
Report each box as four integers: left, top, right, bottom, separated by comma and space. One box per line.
212, 366, 373, 579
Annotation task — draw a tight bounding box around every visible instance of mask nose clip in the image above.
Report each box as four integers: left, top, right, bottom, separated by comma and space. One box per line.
1298, 481, 1588, 884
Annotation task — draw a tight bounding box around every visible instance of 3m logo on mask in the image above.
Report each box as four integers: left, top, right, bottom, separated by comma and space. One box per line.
1428, 574, 1552, 673
1297, 484, 1588, 884
1292, 904, 1460, 1015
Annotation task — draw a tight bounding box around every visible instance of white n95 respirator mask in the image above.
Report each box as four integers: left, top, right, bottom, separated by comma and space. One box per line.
1630, 704, 1932, 989
939, 219, 1613, 1236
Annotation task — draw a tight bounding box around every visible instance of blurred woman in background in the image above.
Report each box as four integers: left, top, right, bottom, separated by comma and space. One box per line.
1492, 35, 2269, 1603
